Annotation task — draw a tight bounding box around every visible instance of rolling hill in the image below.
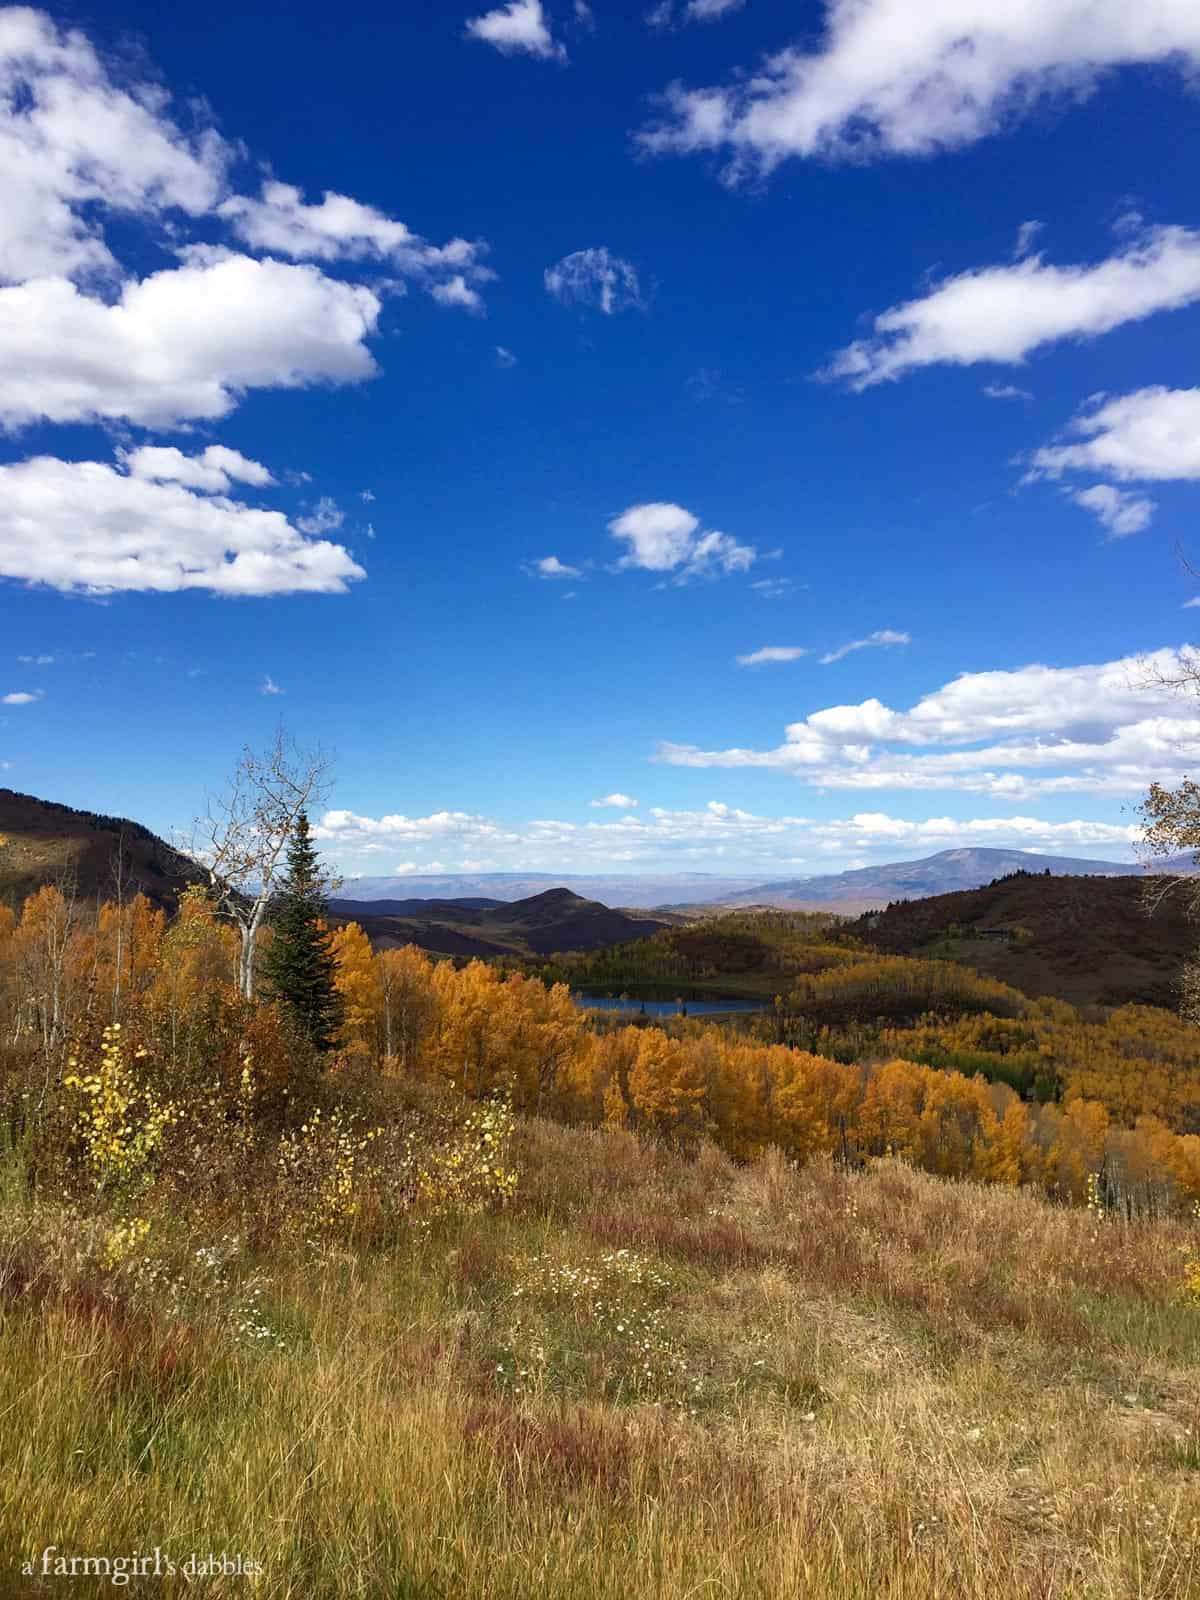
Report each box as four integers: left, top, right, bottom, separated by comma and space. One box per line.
854, 870, 1197, 1009
328, 887, 674, 959
0, 788, 206, 913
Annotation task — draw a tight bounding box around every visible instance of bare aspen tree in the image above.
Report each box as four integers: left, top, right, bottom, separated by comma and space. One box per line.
1137, 644, 1200, 1019
193, 730, 332, 1000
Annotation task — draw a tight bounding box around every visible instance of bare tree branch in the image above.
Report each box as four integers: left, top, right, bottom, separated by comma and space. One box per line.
189, 728, 333, 1000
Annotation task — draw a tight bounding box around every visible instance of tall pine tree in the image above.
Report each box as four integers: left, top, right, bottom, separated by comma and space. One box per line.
260, 811, 343, 1051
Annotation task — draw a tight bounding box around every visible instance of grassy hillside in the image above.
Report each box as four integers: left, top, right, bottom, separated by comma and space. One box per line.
0, 788, 205, 913
855, 870, 1195, 1009
4, 1110, 1199, 1599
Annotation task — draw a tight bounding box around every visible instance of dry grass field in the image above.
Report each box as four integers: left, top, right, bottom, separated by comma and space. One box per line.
3, 1116, 1199, 1599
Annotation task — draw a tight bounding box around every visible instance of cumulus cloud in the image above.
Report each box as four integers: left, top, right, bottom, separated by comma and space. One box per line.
429, 274, 486, 313
314, 809, 521, 851
0, 7, 229, 285
590, 793, 639, 809
820, 629, 910, 665
0, 456, 365, 596
657, 646, 1200, 801
2, 689, 42, 705
1068, 484, 1157, 538
737, 646, 808, 667
1029, 387, 1200, 483
313, 796, 1141, 874
527, 555, 582, 580
465, 0, 567, 60
609, 502, 758, 582
637, 0, 1200, 175
825, 226, 1200, 388
218, 181, 492, 307
0, 11, 493, 451
0, 255, 381, 431
545, 248, 645, 314
120, 444, 275, 494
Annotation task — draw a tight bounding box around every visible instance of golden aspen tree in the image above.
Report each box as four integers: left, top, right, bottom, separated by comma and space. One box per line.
330, 922, 381, 1053
375, 945, 437, 1072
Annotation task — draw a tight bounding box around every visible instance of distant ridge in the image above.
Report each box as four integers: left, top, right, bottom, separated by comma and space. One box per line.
712, 847, 1196, 912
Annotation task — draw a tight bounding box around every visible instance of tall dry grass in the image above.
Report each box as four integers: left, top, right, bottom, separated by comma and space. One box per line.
1, 1120, 1199, 1598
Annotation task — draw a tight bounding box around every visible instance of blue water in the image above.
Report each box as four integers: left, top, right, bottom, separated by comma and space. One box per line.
573, 995, 766, 1017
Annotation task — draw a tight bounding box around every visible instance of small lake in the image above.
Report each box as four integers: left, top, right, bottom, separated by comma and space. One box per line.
573, 995, 767, 1017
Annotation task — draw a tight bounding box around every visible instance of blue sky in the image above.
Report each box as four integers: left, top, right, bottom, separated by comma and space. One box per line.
4, 0, 1200, 880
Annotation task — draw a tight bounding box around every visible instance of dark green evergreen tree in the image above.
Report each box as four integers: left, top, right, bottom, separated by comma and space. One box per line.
260, 811, 343, 1051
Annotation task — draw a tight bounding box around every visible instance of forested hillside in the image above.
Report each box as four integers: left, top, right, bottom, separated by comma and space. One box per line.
856, 869, 1195, 1007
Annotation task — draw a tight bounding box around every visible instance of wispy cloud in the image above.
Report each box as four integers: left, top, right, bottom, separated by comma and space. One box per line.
737, 646, 808, 667
820, 629, 910, 665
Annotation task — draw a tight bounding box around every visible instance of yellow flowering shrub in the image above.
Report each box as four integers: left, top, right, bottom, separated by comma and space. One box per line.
410, 1095, 519, 1218
276, 1106, 382, 1232
60, 1025, 178, 1194
101, 1215, 151, 1270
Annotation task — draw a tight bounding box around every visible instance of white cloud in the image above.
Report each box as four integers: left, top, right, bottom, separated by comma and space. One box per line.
261, 675, 284, 696
825, 226, 1200, 388
0, 13, 493, 452
296, 497, 345, 536
1030, 387, 1200, 483
528, 555, 582, 580
649, 0, 746, 24
465, 0, 567, 60
120, 444, 275, 494
2, 690, 42, 705
16, 654, 54, 664
429, 274, 485, 313
609, 502, 758, 582
983, 384, 1033, 402
737, 646, 808, 667
1069, 484, 1156, 538
0, 255, 381, 430
0, 8, 229, 285
820, 629, 910, 665
751, 577, 796, 600
0, 456, 365, 596
495, 345, 517, 368
590, 793, 639, 809
657, 646, 1200, 801
545, 248, 644, 314
218, 181, 491, 307
314, 796, 1141, 874
687, 0, 746, 17
638, 0, 1200, 175
315, 809, 520, 850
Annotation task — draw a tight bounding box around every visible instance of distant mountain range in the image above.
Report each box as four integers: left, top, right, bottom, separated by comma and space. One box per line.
328, 887, 672, 959
336, 872, 766, 909
709, 847, 1198, 913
